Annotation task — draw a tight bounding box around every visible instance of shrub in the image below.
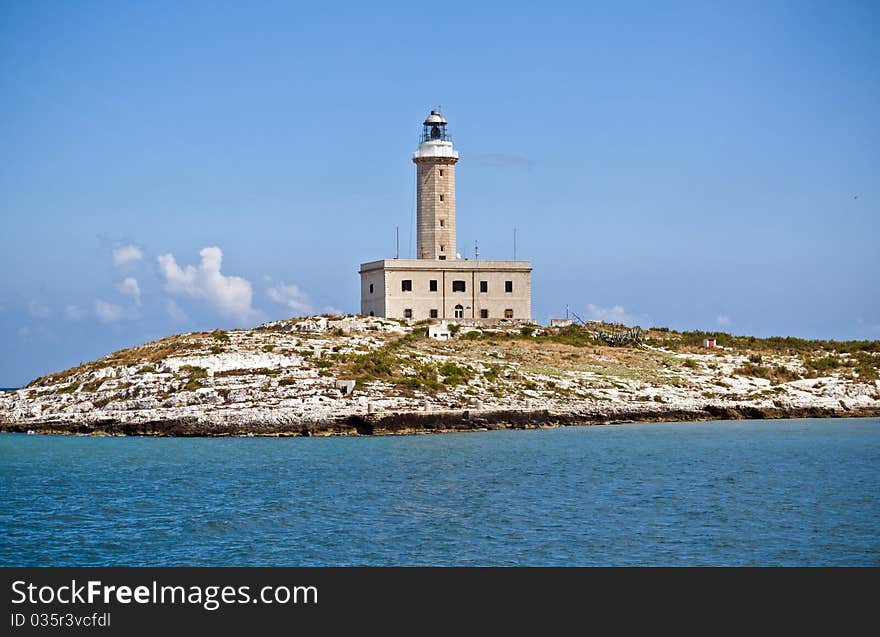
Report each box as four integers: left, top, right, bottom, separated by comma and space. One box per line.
438, 362, 472, 386
734, 363, 800, 384
682, 358, 698, 369
82, 380, 104, 392
139, 366, 157, 374
180, 365, 208, 380
183, 378, 203, 392
483, 365, 501, 383
58, 383, 80, 394
806, 356, 840, 373
262, 344, 276, 353
211, 330, 230, 343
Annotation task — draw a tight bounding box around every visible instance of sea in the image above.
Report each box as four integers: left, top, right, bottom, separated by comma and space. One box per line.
1, 418, 878, 566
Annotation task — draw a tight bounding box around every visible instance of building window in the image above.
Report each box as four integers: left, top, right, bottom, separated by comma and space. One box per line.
439, 256, 446, 260
505, 280, 513, 293
430, 309, 438, 318
480, 281, 488, 293
429, 279, 438, 292
504, 309, 514, 318
439, 169, 444, 177
369, 283, 374, 294
452, 280, 466, 292
401, 280, 412, 292
480, 309, 489, 319
369, 311, 374, 316
439, 194, 444, 202
439, 219, 444, 227
454, 304, 464, 319
440, 244, 444, 252
404, 308, 412, 319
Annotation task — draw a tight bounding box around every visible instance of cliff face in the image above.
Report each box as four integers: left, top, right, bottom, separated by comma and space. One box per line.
1, 316, 879, 436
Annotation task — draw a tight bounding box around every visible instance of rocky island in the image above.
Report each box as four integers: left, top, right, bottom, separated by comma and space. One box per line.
1, 316, 879, 436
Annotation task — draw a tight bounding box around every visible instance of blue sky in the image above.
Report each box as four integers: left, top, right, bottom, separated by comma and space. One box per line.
1, 0, 878, 386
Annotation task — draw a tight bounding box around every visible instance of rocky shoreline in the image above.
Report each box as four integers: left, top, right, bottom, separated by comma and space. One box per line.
3, 404, 879, 438
2, 315, 878, 438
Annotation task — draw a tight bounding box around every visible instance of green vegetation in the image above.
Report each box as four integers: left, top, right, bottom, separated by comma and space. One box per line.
262, 344, 276, 353
182, 378, 203, 392
805, 355, 839, 373
211, 330, 230, 343
682, 358, 699, 369
483, 364, 502, 383
179, 365, 208, 392
438, 362, 473, 386
652, 330, 880, 355
851, 353, 879, 383
82, 379, 104, 392
139, 365, 157, 374
180, 365, 208, 379
734, 363, 801, 384
58, 382, 80, 394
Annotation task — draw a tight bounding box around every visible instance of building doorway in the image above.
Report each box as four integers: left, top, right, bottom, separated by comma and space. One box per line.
454, 304, 464, 319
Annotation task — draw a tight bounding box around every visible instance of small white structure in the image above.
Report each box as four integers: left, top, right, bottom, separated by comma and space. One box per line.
550, 318, 573, 328
335, 380, 356, 395
428, 321, 452, 340
703, 338, 717, 349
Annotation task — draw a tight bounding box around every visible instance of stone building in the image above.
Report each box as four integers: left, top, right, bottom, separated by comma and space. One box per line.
359, 110, 532, 322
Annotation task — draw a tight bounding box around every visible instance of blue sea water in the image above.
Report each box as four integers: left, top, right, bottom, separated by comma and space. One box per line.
1, 418, 878, 566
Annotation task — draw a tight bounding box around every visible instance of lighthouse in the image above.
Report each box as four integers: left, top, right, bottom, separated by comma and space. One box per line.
359, 110, 532, 322
413, 110, 458, 260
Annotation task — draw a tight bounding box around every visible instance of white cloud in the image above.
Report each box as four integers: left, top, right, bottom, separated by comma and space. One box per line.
112, 244, 143, 267
585, 303, 638, 326
95, 299, 126, 323
267, 283, 312, 315
165, 299, 189, 322
118, 277, 141, 305
716, 314, 732, 327
157, 246, 256, 323
28, 301, 50, 319
65, 305, 86, 320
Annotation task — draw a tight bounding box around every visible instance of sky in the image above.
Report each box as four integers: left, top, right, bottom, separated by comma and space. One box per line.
1, 0, 878, 387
